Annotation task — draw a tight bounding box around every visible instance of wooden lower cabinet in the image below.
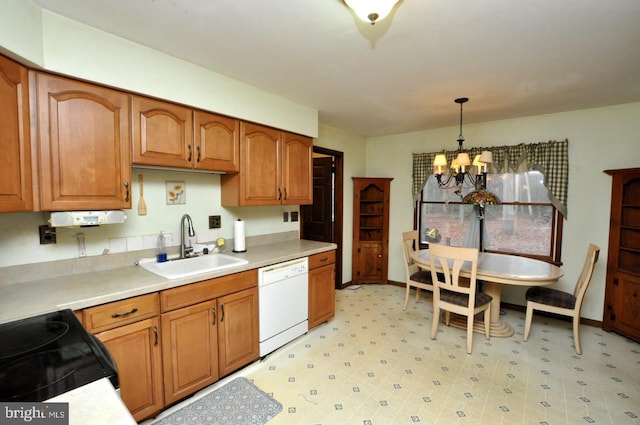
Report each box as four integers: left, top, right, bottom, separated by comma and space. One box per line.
217, 287, 259, 376
161, 299, 219, 405
95, 317, 163, 421
308, 251, 336, 329
84, 271, 259, 421
161, 287, 258, 404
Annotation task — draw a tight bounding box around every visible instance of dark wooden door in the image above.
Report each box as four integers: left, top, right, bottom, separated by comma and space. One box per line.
302, 156, 333, 242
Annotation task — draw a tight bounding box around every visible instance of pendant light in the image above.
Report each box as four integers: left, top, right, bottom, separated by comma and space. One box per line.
344, 0, 401, 25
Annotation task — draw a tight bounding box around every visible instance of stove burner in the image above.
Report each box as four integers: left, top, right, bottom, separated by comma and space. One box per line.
0, 310, 118, 402
0, 320, 69, 360
0, 348, 83, 400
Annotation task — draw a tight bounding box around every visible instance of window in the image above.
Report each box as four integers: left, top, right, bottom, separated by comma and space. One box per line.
418, 171, 563, 264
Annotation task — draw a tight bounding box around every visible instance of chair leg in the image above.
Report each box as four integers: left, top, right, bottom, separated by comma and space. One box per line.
415, 287, 421, 302
523, 303, 533, 342
466, 314, 474, 354
403, 284, 411, 310
430, 307, 440, 340
484, 307, 491, 340
573, 315, 582, 355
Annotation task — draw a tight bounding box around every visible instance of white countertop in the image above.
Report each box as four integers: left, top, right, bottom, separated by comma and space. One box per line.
0, 239, 336, 324
47, 378, 136, 425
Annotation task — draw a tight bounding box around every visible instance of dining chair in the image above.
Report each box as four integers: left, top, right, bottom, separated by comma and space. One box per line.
401, 230, 433, 310
428, 243, 492, 354
523, 243, 599, 355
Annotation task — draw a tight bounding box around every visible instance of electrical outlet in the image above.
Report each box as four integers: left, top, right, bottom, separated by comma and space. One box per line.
283, 211, 289, 222
38, 224, 56, 244
209, 215, 221, 229
291, 211, 299, 222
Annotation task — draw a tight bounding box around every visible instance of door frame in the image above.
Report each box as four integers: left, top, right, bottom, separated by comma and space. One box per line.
302, 146, 344, 289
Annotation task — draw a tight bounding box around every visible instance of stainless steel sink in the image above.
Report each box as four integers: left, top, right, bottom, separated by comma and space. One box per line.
139, 254, 248, 279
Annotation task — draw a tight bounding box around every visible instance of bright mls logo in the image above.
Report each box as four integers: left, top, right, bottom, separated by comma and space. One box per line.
1, 403, 68, 424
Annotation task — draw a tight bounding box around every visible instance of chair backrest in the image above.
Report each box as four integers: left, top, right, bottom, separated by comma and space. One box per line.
428, 244, 479, 305
402, 230, 419, 279
573, 243, 600, 309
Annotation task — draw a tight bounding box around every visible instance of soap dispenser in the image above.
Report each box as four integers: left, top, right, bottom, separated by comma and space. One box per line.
157, 231, 168, 263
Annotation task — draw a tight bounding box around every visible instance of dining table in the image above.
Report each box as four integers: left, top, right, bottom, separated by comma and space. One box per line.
411, 249, 564, 337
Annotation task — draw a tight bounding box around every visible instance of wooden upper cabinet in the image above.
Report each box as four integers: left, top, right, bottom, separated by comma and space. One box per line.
34, 72, 131, 210
282, 132, 313, 205
132, 96, 193, 168
194, 111, 239, 172
0, 55, 33, 212
132, 97, 239, 172
221, 121, 312, 206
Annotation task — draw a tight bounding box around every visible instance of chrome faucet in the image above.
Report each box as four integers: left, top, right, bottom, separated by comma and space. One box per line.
180, 214, 196, 258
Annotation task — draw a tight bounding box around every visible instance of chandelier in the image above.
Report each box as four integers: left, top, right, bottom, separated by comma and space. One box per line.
344, 0, 401, 25
433, 97, 493, 192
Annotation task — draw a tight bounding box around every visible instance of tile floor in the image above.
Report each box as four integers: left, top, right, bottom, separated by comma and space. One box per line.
152, 284, 640, 425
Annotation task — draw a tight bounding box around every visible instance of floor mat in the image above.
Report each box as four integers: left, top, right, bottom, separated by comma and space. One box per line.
152, 377, 282, 425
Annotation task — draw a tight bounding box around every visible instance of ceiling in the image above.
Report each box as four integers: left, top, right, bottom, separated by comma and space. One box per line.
32, 0, 640, 138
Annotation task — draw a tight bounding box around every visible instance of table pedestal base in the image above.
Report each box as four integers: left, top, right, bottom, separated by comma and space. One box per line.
444, 314, 515, 338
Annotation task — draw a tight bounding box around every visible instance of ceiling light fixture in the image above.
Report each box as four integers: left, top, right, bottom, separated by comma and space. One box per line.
433, 97, 493, 192
344, 0, 401, 25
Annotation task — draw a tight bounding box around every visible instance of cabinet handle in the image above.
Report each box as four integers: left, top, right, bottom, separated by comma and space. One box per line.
111, 307, 138, 318
211, 307, 217, 325
220, 305, 225, 322
197, 146, 201, 163
152, 325, 158, 347
278, 188, 282, 200
124, 182, 130, 202
283, 188, 287, 201
319, 257, 328, 262
187, 144, 192, 162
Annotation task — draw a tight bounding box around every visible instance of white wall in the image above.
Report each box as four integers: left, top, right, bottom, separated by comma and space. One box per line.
364, 102, 640, 321
0, 1, 318, 137
0, 1, 314, 268
314, 125, 367, 283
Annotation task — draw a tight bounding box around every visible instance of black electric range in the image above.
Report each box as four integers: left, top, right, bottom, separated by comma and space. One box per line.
0, 309, 118, 401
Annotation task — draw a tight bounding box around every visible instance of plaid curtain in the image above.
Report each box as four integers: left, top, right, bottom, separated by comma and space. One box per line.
413, 139, 569, 217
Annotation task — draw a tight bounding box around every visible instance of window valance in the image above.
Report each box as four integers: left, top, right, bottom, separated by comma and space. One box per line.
412, 139, 569, 217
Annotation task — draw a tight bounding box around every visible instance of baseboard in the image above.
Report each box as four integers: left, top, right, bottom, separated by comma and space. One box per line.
371, 285, 603, 329
501, 302, 602, 328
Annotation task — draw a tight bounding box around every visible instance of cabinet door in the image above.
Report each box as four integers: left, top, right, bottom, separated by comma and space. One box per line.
194, 111, 239, 172
617, 274, 640, 341
35, 73, 131, 210
282, 132, 313, 205
355, 243, 384, 285
161, 299, 219, 405
221, 122, 281, 206
96, 317, 163, 422
217, 287, 259, 377
0, 55, 32, 212
132, 96, 193, 168
309, 263, 336, 329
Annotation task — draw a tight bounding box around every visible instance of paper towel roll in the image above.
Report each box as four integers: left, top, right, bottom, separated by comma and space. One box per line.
233, 219, 246, 252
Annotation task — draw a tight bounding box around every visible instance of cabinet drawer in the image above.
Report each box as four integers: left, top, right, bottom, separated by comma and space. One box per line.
309, 250, 336, 269
160, 269, 258, 312
83, 293, 160, 333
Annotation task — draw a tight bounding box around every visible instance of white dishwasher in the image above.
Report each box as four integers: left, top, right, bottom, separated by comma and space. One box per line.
258, 257, 309, 356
